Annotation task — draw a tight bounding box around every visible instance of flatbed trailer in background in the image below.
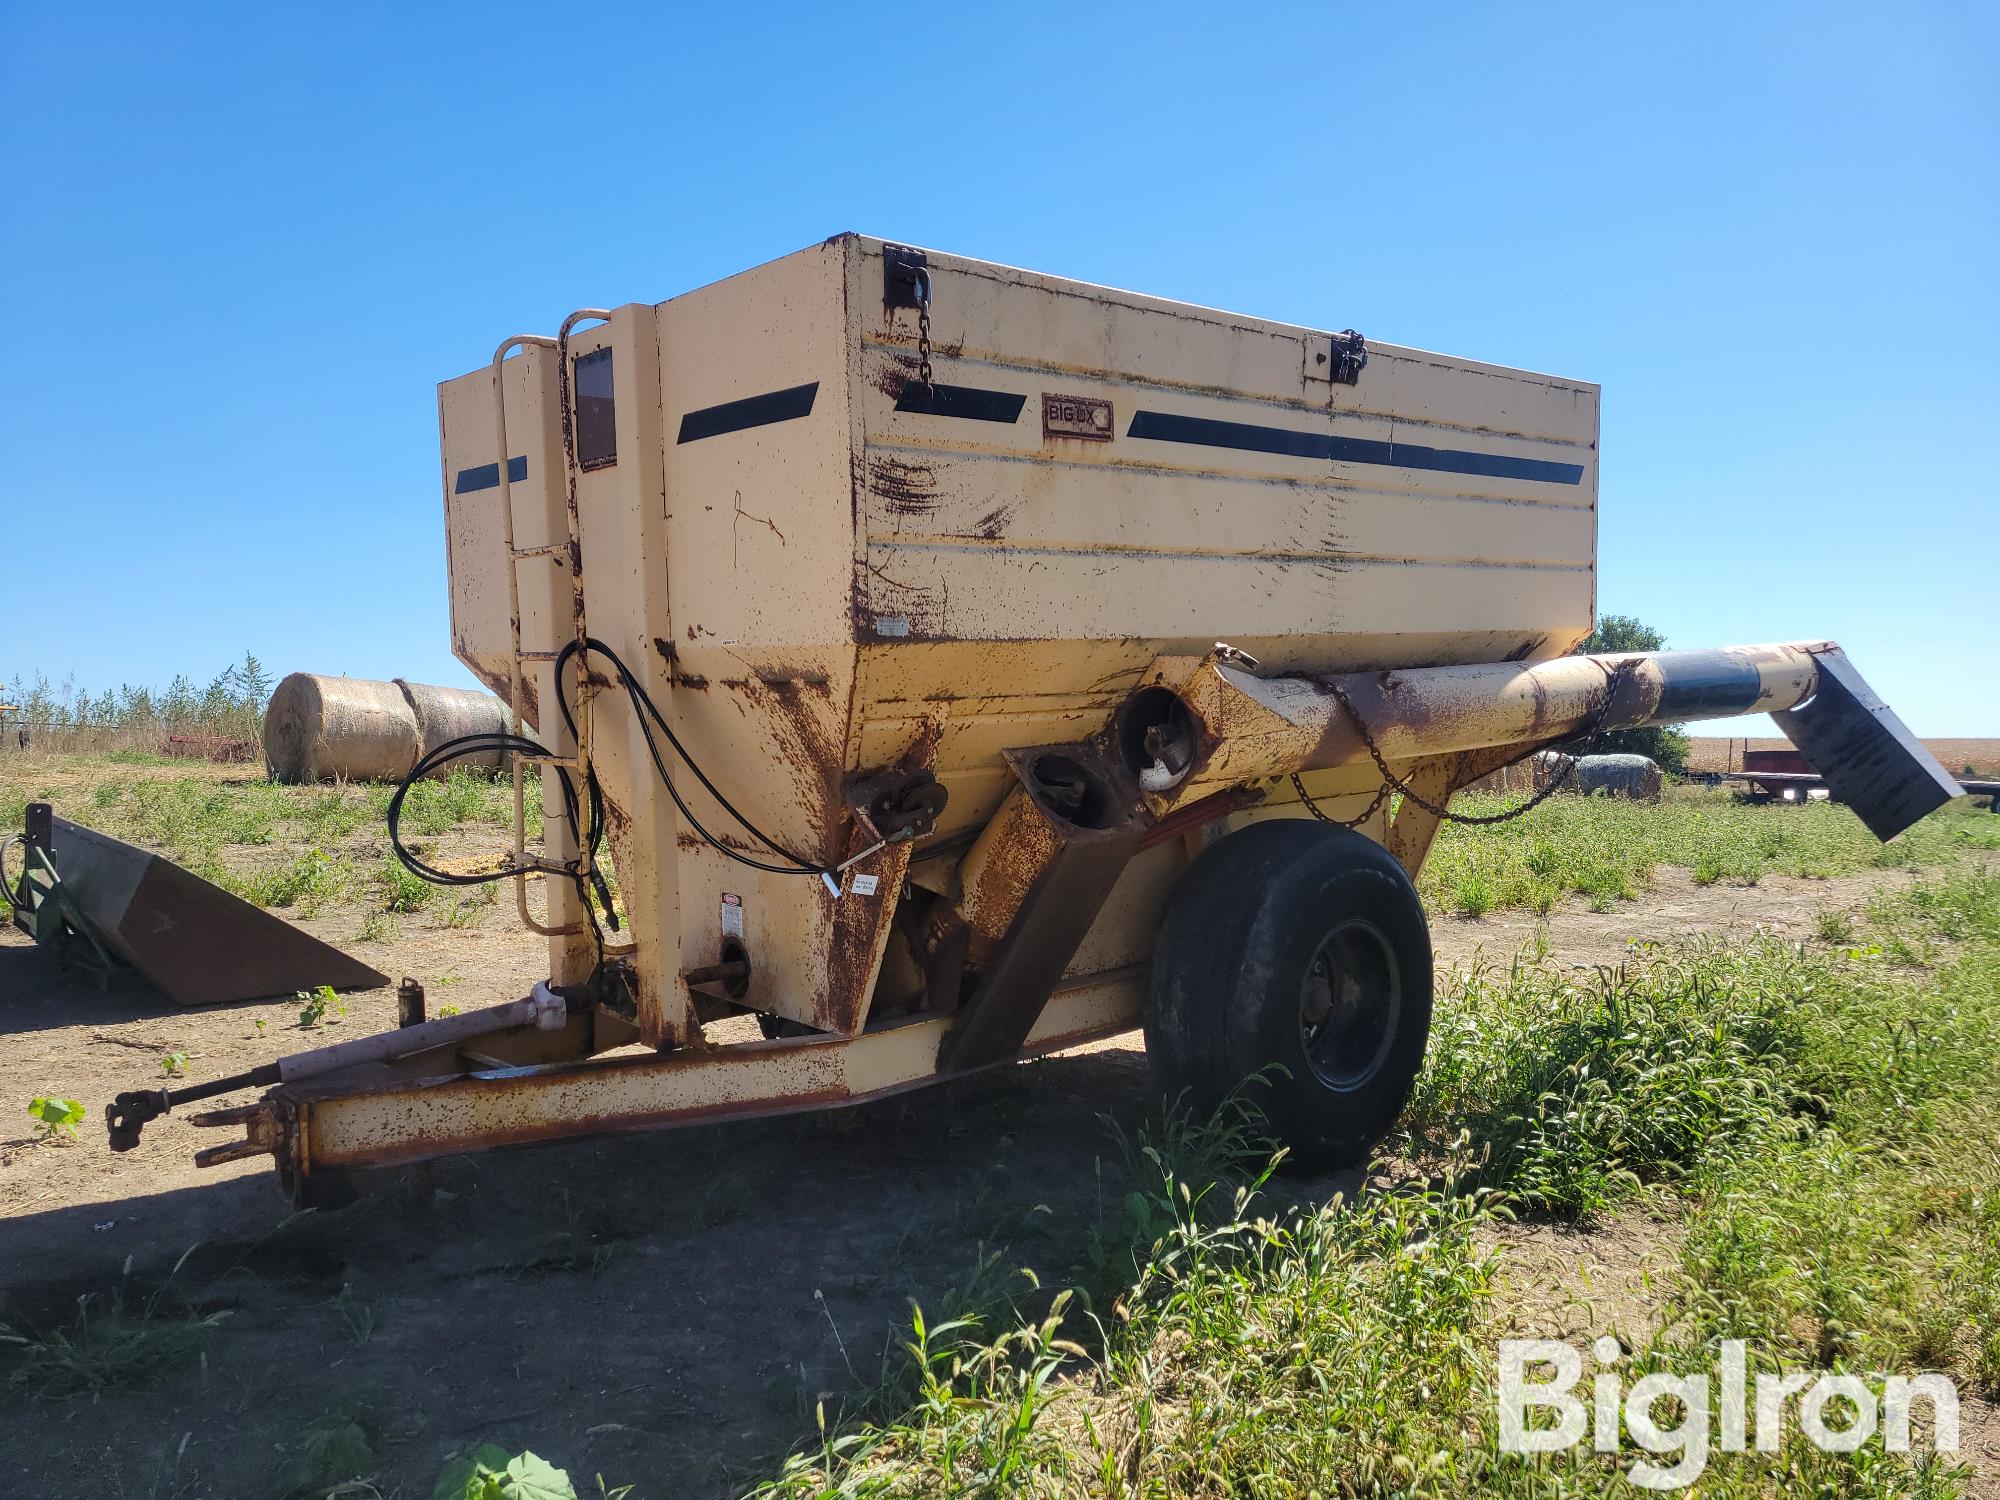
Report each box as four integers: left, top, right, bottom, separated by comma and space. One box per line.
1694, 766, 1999, 807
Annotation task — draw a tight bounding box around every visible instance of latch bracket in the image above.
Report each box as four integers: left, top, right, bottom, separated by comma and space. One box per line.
883, 244, 930, 310
1305, 329, 1368, 391
1327, 329, 1367, 386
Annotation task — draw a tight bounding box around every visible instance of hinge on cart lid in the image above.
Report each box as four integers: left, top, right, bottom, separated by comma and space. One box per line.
883, 244, 930, 309
1324, 329, 1367, 386
1308, 329, 1368, 388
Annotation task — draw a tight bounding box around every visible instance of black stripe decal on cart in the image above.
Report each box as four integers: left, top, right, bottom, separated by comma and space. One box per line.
677, 382, 820, 444
893, 382, 1027, 424
1126, 410, 1585, 485
453, 455, 528, 494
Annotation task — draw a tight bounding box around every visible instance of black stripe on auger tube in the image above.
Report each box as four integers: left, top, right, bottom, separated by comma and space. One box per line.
1125, 410, 1585, 485
1647, 650, 1770, 720
677, 382, 820, 444
893, 382, 1027, 424
454, 455, 528, 494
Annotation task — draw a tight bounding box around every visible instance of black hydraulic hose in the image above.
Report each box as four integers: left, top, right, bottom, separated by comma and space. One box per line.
385, 729, 616, 939
551, 638, 830, 878
386, 629, 833, 944
387, 732, 574, 886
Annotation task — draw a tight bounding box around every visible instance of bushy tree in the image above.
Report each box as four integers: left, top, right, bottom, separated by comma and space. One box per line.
235, 652, 272, 707
5, 651, 270, 742
1571, 613, 1691, 773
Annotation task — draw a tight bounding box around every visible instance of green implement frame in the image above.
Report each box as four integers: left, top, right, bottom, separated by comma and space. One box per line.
6, 802, 118, 986
4, 801, 388, 1007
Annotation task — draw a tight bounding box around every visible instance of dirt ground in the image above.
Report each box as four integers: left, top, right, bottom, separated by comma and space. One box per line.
1, 851, 1992, 1495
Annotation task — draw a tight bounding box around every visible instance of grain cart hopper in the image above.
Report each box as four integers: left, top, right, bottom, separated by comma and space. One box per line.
108, 236, 1962, 1200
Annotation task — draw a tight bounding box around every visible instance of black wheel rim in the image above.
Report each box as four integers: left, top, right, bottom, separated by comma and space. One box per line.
1298, 918, 1401, 1092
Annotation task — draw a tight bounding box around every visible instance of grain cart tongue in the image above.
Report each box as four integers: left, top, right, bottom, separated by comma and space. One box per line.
8, 802, 387, 1006
113, 235, 1961, 1201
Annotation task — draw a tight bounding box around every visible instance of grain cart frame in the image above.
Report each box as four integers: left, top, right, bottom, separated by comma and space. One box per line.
109, 235, 1961, 1198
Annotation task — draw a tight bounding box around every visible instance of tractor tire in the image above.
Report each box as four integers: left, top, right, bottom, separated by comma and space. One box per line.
1144, 818, 1433, 1172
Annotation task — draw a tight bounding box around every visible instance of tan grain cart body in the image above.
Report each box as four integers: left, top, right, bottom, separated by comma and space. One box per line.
122, 235, 1957, 1196
440, 234, 1597, 1040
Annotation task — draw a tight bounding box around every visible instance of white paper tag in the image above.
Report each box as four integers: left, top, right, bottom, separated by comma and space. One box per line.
721, 892, 744, 937
849, 873, 880, 897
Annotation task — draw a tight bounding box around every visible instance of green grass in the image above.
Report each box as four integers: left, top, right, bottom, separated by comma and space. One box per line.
745, 861, 2000, 1497
373, 852, 436, 912
10, 754, 1983, 927
0, 753, 531, 912
10, 755, 1995, 1491
0, 1253, 228, 1400
1418, 786, 1998, 917
1409, 945, 1812, 1217
228, 848, 350, 913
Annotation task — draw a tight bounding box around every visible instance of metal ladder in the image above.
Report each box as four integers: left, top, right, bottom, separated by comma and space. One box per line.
487, 311, 611, 939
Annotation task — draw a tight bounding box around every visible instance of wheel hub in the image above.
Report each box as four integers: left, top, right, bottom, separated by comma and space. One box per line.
1298, 919, 1401, 1091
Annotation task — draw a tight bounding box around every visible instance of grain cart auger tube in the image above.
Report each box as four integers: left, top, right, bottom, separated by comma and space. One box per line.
105, 235, 1963, 1201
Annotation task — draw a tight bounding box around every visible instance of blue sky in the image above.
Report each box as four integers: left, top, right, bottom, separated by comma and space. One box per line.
3, 2, 1993, 735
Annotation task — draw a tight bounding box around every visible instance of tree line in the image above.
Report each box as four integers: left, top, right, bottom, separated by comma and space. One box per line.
4, 653, 272, 742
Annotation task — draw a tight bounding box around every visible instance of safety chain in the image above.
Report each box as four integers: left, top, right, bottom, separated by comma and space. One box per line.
913, 267, 935, 402
1291, 773, 1391, 829
1292, 658, 1637, 829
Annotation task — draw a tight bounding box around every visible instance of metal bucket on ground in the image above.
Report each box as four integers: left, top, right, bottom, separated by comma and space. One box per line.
8, 804, 388, 1007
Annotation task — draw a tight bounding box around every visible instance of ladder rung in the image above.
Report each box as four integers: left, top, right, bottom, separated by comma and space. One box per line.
517, 649, 563, 661
518, 752, 583, 770
511, 543, 568, 560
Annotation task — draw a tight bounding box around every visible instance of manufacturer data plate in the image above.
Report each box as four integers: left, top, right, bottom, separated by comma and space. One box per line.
1042, 392, 1114, 441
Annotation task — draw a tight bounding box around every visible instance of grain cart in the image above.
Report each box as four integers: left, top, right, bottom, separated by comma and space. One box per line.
108, 236, 1961, 1199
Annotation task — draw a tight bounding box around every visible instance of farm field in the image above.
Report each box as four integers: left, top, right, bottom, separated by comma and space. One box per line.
1, 754, 1998, 1496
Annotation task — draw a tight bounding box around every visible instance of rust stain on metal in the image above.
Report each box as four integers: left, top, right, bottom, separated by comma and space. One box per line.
894, 717, 944, 773
868, 456, 940, 518
742, 675, 847, 849
848, 563, 875, 643
600, 795, 633, 845
861, 559, 950, 641
873, 354, 920, 398
755, 669, 832, 693
957, 790, 1065, 964
1135, 785, 1262, 850
595, 789, 687, 1046
460, 632, 539, 725
1306, 674, 1383, 770
1526, 670, 1551, 734
677, 829, 754, 853
307, 1081, 856, 1170
818, 816, 915, 1034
